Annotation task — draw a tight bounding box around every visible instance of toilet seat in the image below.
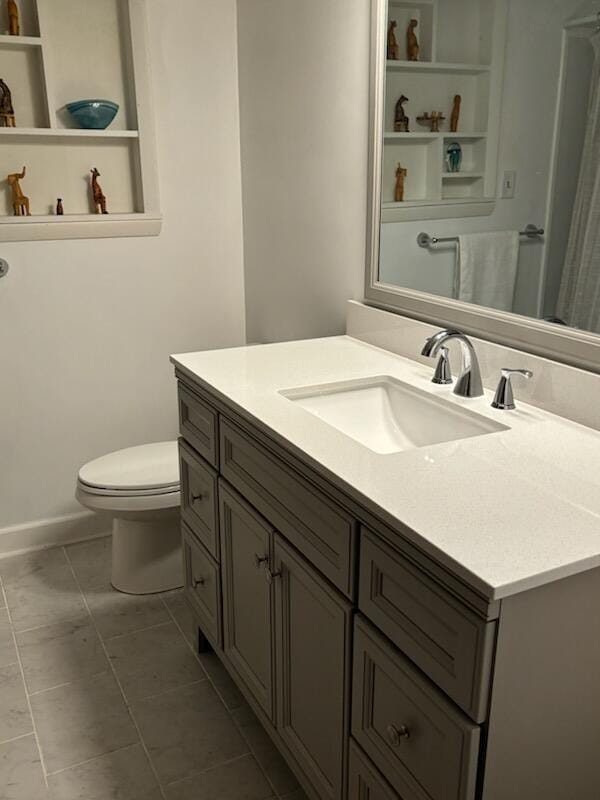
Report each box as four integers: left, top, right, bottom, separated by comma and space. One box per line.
78, 441, 180, 495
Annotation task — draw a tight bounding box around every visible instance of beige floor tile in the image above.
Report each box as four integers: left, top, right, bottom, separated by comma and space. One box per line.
17, 619, 109, 694
0, 607, 17, 668
0, 548, 67, 585
232, 705, 299, 796
197, 650, 246, 711
47, 743, 159, 799
165, 753, 274, 800
133, 680, 249, 785
280, 791, 309, 800
85, 583, 170, 640
163, 593, 198, 650
0, 663, 33, 743
31, 671, 138, 773
65, 537, 112, 591
106, 622, 205, 702
1, 550, 88, 634
0, 734, 48, 800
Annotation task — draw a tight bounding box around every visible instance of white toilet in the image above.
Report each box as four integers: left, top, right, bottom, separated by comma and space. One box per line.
76, 441, 182, 595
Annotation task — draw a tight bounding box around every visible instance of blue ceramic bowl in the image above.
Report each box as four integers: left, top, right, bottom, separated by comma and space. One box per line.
66, 100, 119, 130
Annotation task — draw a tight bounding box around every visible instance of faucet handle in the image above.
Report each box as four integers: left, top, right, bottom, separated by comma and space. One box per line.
492, 368, 533, 411
432, 347, 453, 385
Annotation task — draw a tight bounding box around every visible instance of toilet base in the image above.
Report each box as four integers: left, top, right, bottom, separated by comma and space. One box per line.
111, 509, 183, 595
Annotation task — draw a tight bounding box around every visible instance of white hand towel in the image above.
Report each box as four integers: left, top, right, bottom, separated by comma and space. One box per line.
458, 231, 520, 312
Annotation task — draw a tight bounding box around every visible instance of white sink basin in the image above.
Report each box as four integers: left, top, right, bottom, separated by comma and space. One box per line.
281, 376, 508, 455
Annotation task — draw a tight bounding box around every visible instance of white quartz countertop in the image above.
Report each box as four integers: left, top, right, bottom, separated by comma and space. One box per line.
171, 336, 600, 601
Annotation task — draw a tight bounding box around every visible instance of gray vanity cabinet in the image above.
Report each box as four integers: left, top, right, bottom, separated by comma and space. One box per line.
219, 481, 275, 720
273, 535, 352, 800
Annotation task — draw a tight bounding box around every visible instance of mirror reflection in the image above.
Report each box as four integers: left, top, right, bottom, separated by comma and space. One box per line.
379, 0, 600, 335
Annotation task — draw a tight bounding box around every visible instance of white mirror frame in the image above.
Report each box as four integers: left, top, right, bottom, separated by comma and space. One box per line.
365, 0, 600, 374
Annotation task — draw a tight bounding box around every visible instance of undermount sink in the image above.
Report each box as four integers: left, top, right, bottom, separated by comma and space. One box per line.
280, 376, 509, 455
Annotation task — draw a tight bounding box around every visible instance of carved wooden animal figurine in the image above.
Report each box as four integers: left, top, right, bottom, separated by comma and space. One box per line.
0, 78, 16, 127
394, 94, 410, 132
407, 19, 420, 61
451, 95, 462, 132
387, 21, 399, 60
8, 167, 30, 216
395, 163, 408, 202
90, 168, 108, 214
7, 0, 20, 36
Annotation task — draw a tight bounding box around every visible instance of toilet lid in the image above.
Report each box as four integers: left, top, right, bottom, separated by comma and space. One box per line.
78, 441, 180, 492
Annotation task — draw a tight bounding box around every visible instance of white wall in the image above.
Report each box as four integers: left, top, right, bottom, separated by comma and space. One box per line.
0, 0, 246, 542
237, 0, 369, 344
380, 0, 582, 319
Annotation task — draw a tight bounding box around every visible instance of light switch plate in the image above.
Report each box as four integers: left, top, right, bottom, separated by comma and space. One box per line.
502, 170, 516, 199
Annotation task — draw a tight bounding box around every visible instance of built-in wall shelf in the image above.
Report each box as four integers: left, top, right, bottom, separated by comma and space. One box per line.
0, 128, 140, 140
0, 0, 160, 242
386, 60, 491, 75
0, 34, 42, 48
382, 0, 508, 221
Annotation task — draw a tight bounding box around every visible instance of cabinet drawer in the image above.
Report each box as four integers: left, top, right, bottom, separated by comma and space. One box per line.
359, 529, 495, 723
179, 440, 219, 560
348, 740, 400, 800
182, 523, 221, 648
178, 383, 218, 467
352, 617, 480, 800
220, 418, 357, 597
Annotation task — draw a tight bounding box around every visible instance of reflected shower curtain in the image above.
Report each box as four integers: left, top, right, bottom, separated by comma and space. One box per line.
557, 33, 600, 333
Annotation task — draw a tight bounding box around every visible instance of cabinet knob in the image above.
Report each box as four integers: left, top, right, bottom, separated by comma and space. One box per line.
254, 554, 269, 569
191, 492, 203, 503
193, 577, 205, 588
265, 568, 281, 585
387, 724, 410, 747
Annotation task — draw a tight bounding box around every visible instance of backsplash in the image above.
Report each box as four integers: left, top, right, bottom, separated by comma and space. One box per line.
347, 301, 600, 432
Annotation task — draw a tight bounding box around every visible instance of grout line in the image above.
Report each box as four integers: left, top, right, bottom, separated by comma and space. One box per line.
0, 730, 38, 748
0, 579, 50, 788
63, 547, 169, 800
44, 740, 143, 778
162, 752, 260, 792
101, 618, 174, 644
131, 678, 208, 704
10, 613, 92, 637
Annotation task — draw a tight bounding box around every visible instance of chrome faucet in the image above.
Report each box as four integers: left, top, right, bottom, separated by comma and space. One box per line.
421, 330, 484, 398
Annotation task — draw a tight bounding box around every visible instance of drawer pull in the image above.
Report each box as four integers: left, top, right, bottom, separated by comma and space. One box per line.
254, 554, 269, 569
193, 577, 206, 588
191, 492, 203, 503
266, 568, 282, 585
387, 724, 410, 747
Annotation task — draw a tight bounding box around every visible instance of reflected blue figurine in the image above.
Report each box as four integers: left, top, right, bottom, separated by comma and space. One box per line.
446, 142, 462, 173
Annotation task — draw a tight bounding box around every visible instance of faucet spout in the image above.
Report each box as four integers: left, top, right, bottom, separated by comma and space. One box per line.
421, 329, 484, 398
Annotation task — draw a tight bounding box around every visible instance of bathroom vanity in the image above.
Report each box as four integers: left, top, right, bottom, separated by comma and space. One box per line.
171, 335, 600, 800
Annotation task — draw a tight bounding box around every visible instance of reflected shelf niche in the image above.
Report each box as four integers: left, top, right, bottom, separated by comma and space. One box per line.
383, 0, 508, 222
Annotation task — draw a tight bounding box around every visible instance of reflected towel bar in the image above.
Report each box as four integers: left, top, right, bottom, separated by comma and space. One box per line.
417, 225, 544, 249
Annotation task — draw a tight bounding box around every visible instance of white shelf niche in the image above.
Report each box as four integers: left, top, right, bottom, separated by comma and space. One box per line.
0, 0, 160, 242
382, 137, 441, 204
387, 0, 437, 63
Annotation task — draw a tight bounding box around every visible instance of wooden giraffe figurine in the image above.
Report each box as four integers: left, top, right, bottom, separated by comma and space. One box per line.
8, 167, 30, 216
90, 168, 108, 214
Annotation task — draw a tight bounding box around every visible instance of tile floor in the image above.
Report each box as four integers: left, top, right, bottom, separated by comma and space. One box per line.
0, 537, 308, 800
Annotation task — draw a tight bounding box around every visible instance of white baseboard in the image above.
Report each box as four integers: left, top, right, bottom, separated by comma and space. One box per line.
0, 511, 111, 559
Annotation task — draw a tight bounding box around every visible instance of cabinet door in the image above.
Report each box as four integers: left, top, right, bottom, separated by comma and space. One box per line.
273, 535, 352, 800
220, 481, 275, 720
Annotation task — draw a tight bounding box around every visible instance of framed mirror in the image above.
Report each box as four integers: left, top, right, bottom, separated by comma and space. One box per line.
366, 0, 600, 373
